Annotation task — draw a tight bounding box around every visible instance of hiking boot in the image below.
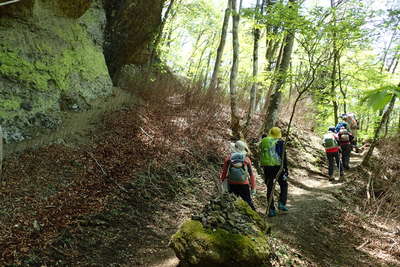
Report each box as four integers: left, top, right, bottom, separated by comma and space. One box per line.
267, 209, 276, 217
278, 202, 288, 211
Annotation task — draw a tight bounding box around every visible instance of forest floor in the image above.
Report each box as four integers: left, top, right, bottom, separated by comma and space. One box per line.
1, 87, 399, 266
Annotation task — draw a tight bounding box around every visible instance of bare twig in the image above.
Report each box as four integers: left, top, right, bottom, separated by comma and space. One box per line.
356, 240, 370, 250
140, 127, 154, 139
86, 152, 129, 193
0, 0, 20, 7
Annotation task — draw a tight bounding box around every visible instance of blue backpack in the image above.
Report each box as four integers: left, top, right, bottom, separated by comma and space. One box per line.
228, 153, 249, 182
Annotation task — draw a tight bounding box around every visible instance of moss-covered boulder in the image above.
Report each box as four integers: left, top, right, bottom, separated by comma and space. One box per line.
170, 194, 272, 266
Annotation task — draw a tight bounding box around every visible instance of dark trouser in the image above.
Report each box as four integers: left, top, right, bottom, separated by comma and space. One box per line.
228, 184, 256, 210
341, 144, 352, 169
262, 166, 288, 211
326, 151, 343, 177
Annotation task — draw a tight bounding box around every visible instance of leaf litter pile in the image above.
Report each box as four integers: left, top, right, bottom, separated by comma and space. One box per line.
0, 89, 231, 265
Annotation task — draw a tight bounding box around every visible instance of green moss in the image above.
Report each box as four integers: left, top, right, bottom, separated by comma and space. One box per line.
0, 17, 109, 93
235, 199, 267, 231
171, 220, 271, 266
0, 6, 112, 126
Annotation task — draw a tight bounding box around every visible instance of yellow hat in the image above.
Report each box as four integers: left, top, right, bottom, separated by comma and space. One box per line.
268, 127, 282, 139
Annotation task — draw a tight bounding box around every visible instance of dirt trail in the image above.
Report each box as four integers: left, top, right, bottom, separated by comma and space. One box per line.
258, 152, 382, 266
4, 87, 137, 157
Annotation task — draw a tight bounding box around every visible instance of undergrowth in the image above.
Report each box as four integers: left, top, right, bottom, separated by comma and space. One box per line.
0, 77, 235, 265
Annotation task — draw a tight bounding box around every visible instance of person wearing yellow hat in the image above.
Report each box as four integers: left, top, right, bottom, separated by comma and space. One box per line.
259, 127, 289, 217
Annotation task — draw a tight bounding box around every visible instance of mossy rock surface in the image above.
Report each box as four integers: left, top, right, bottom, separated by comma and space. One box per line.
170, 197, 272, 267
0, 0, 91, 18
0, 0, 111, 142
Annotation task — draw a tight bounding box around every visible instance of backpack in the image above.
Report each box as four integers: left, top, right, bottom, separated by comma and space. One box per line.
347, 113, 358, 129
323, 133, 338, 149
339, 128, 350, 142
227, 152, 249, 182
260, 137, 281, 166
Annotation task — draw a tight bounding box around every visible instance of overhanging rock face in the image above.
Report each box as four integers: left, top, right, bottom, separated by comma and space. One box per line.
170, 194, 273, 267
103, 0, 164, 79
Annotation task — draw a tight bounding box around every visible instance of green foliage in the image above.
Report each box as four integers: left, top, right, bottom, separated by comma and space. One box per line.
361, 85, 400, 111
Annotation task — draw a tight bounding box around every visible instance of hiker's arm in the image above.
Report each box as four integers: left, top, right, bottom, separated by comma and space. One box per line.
246, 158, 256, 190
220, 157, 229, 182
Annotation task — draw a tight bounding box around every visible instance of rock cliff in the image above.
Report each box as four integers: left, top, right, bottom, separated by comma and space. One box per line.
0, 0, 164, 143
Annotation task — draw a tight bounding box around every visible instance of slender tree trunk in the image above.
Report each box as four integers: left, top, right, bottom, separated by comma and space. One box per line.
337, 54, 347, 114
387, 53, 398, 72
263, 40, 284, 114
362, 94, 397, 166
263, 28, 296, 132
186, 30, 205, 76
246, 0, 262, 127
330, 0, 339, 126
150, 0, 176, 65
203, 45, 214, 88
384, 112, 391, 138
193, 37, 212, 83
229, 0, 241, 139
209, 0, 231, 91
398, 110, 400, 135
365, 113, 370, 133
381, 27, 398, 72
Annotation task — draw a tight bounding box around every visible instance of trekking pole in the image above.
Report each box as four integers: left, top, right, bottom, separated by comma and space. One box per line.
337, 151, 342, 181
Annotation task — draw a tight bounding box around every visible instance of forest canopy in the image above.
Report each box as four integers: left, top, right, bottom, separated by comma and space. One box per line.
158, 0, 400, 142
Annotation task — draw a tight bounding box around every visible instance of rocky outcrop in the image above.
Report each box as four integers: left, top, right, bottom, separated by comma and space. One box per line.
170, 194, 272, 266
103, 0, 164, 79
0, 0, 164, 143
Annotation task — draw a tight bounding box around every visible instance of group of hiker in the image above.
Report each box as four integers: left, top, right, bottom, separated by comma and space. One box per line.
322, 113, 358, 181
218, 113, 359, 217
219, 126, 288, 217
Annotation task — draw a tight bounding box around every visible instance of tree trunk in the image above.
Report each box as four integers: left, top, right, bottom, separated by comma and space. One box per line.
263, 40, 284, 114
186, 30, 205, 77
209, 0, 231, 91
337, 53, 347, 114
245, 0, 262, 127
362, 94, 397, 166
229, 0, 241, 139
263, 29, 296, 132
203, 44, 214, 88
193, 37, 212, 83
398, 110, 400, 135
150, 0, 176, 65
384, 112, 391, 138
330, 0, 339, 126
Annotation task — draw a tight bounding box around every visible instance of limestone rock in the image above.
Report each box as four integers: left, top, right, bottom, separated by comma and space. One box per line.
103, 0, 164, 78
0, 0, 112, 142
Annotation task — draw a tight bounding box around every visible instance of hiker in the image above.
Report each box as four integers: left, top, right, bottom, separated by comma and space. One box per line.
343, 113, 359, 150
338, 126, 354, 170
259, 127, 289, 217
220, 140, 256, 210
323, 126, 344, 181
335, 119, 349, 133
